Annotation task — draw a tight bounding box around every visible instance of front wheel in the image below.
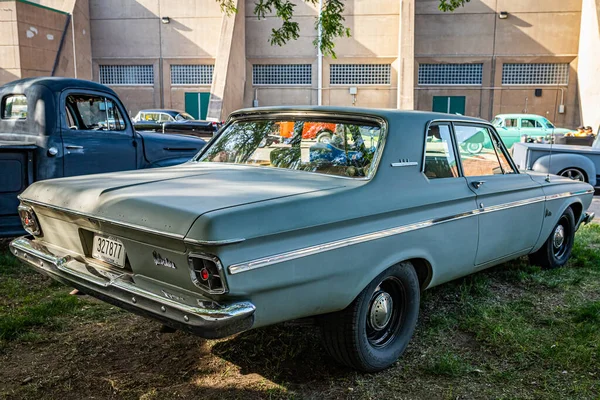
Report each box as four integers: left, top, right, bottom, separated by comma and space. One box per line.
559, 168, 587, 182
319, 262, 420, 372
529, 207, 575, 269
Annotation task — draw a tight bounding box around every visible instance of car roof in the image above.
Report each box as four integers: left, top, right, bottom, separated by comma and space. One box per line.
495, 113, 548, 119
137, 109, 186, 116
230, 106, 487, 124
0, 77, 117, 96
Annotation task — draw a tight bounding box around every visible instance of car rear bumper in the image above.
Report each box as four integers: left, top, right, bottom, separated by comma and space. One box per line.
9, 236, 255, 339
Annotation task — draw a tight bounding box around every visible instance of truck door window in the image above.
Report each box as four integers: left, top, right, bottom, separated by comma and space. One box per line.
2, 94, 27, 119
424, 124, 458, 179
66, 95, 125, 131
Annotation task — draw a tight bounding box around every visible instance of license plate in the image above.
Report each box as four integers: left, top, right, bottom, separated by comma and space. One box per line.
92, 234, 126, 268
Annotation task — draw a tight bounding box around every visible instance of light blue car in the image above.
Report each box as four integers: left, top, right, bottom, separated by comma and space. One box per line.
492, 114, 571, 149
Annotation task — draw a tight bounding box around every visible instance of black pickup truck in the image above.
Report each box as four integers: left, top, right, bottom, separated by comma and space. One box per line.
0, 77, 206, 237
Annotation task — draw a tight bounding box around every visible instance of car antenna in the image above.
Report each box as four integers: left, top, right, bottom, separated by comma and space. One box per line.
546, 110, 555, 183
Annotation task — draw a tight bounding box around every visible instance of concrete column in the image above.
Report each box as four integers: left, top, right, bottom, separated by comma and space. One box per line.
398, 0, 414, 110
577, 0, 600, 131
207, 0, 245, 121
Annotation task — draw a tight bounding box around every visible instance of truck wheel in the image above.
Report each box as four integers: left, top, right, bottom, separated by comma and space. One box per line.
529, 207, 575, 269
319, 262, 420, 372
559, 168, 587, 182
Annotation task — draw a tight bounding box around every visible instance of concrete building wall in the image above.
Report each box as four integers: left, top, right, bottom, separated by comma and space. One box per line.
0, 2, 21, 85
414, 0, 582, 128
577, 0, 600, 131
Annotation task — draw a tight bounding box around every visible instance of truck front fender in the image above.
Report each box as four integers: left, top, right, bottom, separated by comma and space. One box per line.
532, 153, 597, 186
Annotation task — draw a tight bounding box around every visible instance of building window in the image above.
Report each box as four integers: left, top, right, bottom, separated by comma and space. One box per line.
171, 65, 214, 85
502, 63, 569, 86
418, 64, 483, 86
330, 64, 391, 85
252, 64, 312, 85
99, 65, 154, 86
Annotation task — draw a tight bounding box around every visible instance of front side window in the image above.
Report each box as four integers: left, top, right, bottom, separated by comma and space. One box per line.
65, 95, 125, 131
2, 94, 27, 119
196, 118, 383, 178
176, 112, 194, 121
505, 118, 518, 128
159, 113, 172, 122
424, 124, 458, 179
455, 125, 515, 176
521, 119, 539, 129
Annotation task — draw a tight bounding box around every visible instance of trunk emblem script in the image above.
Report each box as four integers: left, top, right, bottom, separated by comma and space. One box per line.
153, 251, 176, 269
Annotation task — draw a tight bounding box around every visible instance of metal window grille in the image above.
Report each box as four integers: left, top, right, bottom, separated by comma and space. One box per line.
418, 64, 483, 85
502, 63, 569, 85
99, 65, 154, 85
252, 64, 312, 85
330, 64, 391, 85
171, 64, 214, 85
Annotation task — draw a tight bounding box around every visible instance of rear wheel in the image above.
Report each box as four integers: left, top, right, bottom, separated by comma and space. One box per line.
559, 168, 587, 182
529, 207, 575, 269
319, 262, 420, 372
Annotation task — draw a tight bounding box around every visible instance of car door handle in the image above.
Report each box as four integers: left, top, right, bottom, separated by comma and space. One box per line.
471, 180, 486, 189
66, 145, 84, 150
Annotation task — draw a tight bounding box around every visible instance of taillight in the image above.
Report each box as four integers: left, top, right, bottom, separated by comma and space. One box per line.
188, 253, 228, 294
18, 204, 41, 236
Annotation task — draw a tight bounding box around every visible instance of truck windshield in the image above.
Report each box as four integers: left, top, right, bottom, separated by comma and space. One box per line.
196, 119, 384, 178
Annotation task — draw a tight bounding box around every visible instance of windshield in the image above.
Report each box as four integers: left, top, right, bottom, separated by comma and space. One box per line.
541, 118, 555, 129
195, 118, 384, 178
491, 117, 502, 126
176, 112, 195, 121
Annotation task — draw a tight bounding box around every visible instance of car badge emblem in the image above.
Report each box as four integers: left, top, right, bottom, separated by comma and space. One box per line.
153, 251, 176, 269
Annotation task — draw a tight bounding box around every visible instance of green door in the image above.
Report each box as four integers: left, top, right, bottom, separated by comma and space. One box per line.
432, 96, 466, 115
184, 92, 210, 120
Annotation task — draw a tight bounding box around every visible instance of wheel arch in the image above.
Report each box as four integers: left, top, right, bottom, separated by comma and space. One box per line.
532, 154, 596, 186
406, 257, 433, 291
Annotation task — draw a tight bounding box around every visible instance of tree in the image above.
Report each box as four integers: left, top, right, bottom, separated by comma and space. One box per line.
216, 0, 470, 58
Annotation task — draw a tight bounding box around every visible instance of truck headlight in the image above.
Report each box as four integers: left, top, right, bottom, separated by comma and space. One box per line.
18, 204, 41, 236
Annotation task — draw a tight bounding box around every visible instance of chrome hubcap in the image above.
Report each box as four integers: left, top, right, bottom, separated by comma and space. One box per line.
553, 225, 565, 249
561, 169, 585, 182
369, 291, 393, 331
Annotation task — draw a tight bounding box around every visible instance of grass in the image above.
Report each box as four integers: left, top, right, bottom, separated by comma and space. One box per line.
1, 226, 600, 399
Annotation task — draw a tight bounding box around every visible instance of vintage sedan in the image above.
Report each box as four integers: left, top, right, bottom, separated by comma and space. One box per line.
492, 113, 571, 149
10, 107, 595, 372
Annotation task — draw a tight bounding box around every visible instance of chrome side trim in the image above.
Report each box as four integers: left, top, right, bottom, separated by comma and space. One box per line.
184, 237, 245, 246
18, 197, 185, 240
391, 162, 418, 167
228, 190, 592, 275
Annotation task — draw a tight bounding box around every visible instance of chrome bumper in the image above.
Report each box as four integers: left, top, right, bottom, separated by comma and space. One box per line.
583, 212, 595, 225
9, 236, 255, 339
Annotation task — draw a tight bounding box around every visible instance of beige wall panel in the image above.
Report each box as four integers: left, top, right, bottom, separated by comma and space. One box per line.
73, 0, 93, 79
19, 46, 55, 72
0, 68, 20, 85
244, 0, 316, 17
495, 0, 582, 13
343, 0, 400, 15
246, 16, 316, 58
328, 88, 397, 108
17, 23, 64, 52
494, 13, 581, 55
15, 1, 67, 29
331, 15, 399, 57
160, 17, 222, 58
159, 0, 222, 18
415, 89, 483, 117
415, 14, 495, 55
0, 46, 20, 69
577, 0, 600, 131
0, 2, 17, 22
416, 0, 496, 14
26, 0, 75, 13
111, 87, 157, 115
0, 21, 18, 46
90, 0, 158, 19
91, 19, 160, 58
253, 88, 313, 106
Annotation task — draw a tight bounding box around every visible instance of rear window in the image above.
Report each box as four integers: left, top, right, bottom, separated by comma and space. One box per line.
196, 118, 384, 179
2, 94, 27, 119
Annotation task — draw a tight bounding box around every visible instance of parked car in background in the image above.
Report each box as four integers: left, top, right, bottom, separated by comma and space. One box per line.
0, 78, 206, 237
10, 107, 594, 372
133, 109, 222, 139
512, 134, 600, 187
492, 114, 571, 149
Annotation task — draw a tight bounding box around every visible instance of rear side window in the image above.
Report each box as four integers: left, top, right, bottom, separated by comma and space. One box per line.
505, 118, 517, 128
2, 94, 27, 119
424, 124, 458, 179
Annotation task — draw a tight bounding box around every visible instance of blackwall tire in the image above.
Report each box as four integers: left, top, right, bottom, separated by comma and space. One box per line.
319, 261, 420, 372
529, 207, 576, 269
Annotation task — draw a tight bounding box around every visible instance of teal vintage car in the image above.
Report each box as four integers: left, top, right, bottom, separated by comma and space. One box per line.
491, 113, 571, 149
10, 107, 595, 372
